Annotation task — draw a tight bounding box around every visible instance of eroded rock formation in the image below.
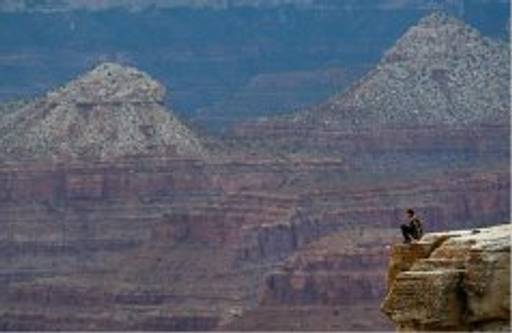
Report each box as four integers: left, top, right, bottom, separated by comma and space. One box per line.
0, 63, 205, 161
232, 12, 510, 158
381, 224, 511, 332
220, 230, 394, 331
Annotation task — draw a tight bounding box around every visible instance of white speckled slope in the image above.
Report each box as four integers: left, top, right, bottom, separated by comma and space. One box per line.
0, 62, 205, 161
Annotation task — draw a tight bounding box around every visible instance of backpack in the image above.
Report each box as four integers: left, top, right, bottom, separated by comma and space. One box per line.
411, 218, 423, 239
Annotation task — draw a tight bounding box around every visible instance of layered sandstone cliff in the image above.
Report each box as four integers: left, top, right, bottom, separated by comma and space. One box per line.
381, 224, 511, 332
220, 229, 394, 331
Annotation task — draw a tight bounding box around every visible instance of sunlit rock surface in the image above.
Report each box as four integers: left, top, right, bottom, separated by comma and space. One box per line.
381, 224, 511, 332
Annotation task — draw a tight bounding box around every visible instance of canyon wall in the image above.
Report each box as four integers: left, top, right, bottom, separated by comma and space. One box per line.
221, 229, 393, 331
0, 153, 508, 330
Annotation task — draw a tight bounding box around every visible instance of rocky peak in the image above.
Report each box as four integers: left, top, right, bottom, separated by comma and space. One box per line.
47, 62, 165, 104
415, 10, 462, 28
0, 63, 205, 161
382, 11, 498, 64
308, 12, 510, 128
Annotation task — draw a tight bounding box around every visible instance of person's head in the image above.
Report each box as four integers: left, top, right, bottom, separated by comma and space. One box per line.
406, 209, 415, 218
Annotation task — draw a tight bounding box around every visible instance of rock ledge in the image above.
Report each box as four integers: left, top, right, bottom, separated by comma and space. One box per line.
381, 223, 511, 332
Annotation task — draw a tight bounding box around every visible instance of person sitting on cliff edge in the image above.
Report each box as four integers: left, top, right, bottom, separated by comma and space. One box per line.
401, 209, 423, 244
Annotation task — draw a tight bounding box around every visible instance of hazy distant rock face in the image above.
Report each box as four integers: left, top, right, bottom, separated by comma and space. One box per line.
201, 67, 357, 129
0, 3, 508, 129
0, 0, 317, 12
0, 0, 482, 13
0, 63, 205, 161
381, 224, 511, 332
301, 12, 510, 128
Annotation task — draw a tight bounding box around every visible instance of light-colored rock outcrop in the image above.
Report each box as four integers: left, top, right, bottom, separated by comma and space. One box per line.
231, 12, 510, 166
381, 223, 511, 332
0, 63, 205, 161
304, 12, 510, 128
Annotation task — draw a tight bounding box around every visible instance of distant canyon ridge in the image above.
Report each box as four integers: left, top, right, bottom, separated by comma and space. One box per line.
0, 0, 509, 131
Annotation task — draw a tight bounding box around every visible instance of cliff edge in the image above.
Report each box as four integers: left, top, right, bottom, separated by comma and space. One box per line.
381, 223, 511, 332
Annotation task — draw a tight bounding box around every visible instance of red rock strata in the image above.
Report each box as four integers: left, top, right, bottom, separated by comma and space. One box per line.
0, 153, 507, 330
